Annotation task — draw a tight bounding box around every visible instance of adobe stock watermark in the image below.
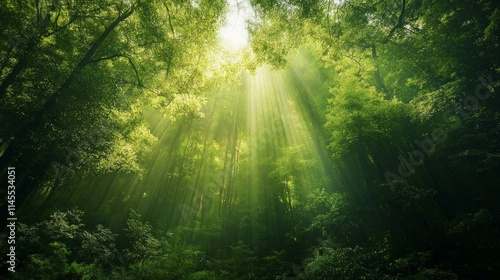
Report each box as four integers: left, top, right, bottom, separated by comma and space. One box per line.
6, 167, 17, 273
384, 74, 499, 191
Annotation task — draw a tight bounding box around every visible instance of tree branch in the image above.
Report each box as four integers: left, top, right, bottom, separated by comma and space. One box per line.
162, 1, 176, 38
90, 53, 141, 84
45, 14, 82, 37
382, 0, 406, 44
89, 53, 127, 63
90, 53, 162, 96
55, 7, 135, 96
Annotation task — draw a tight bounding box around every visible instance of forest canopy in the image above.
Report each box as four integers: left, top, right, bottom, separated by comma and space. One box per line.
1, 0, 499, 279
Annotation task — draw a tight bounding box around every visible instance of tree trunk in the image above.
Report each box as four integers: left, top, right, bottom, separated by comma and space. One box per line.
0, 40, 36, 97
0, 8, 135, 204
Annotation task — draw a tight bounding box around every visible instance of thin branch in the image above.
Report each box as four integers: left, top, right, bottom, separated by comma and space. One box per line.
90, 53, 141, 84
345, 52, 363, 77
382, 0, 406, 44
138, 84, 161, 96
123, 56, 143, 87
162, 1, 176, 38
90, 53, 161, 96
89, 53, 126, 63
45, 16, 80, 37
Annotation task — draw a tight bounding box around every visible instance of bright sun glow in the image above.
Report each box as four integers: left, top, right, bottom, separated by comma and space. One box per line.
218, 0, 252, 49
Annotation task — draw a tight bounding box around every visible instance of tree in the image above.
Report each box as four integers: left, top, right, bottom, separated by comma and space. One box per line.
0, 0, 227, 213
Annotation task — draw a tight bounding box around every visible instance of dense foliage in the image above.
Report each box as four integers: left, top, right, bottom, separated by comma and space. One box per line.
1, 0, 499, 279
